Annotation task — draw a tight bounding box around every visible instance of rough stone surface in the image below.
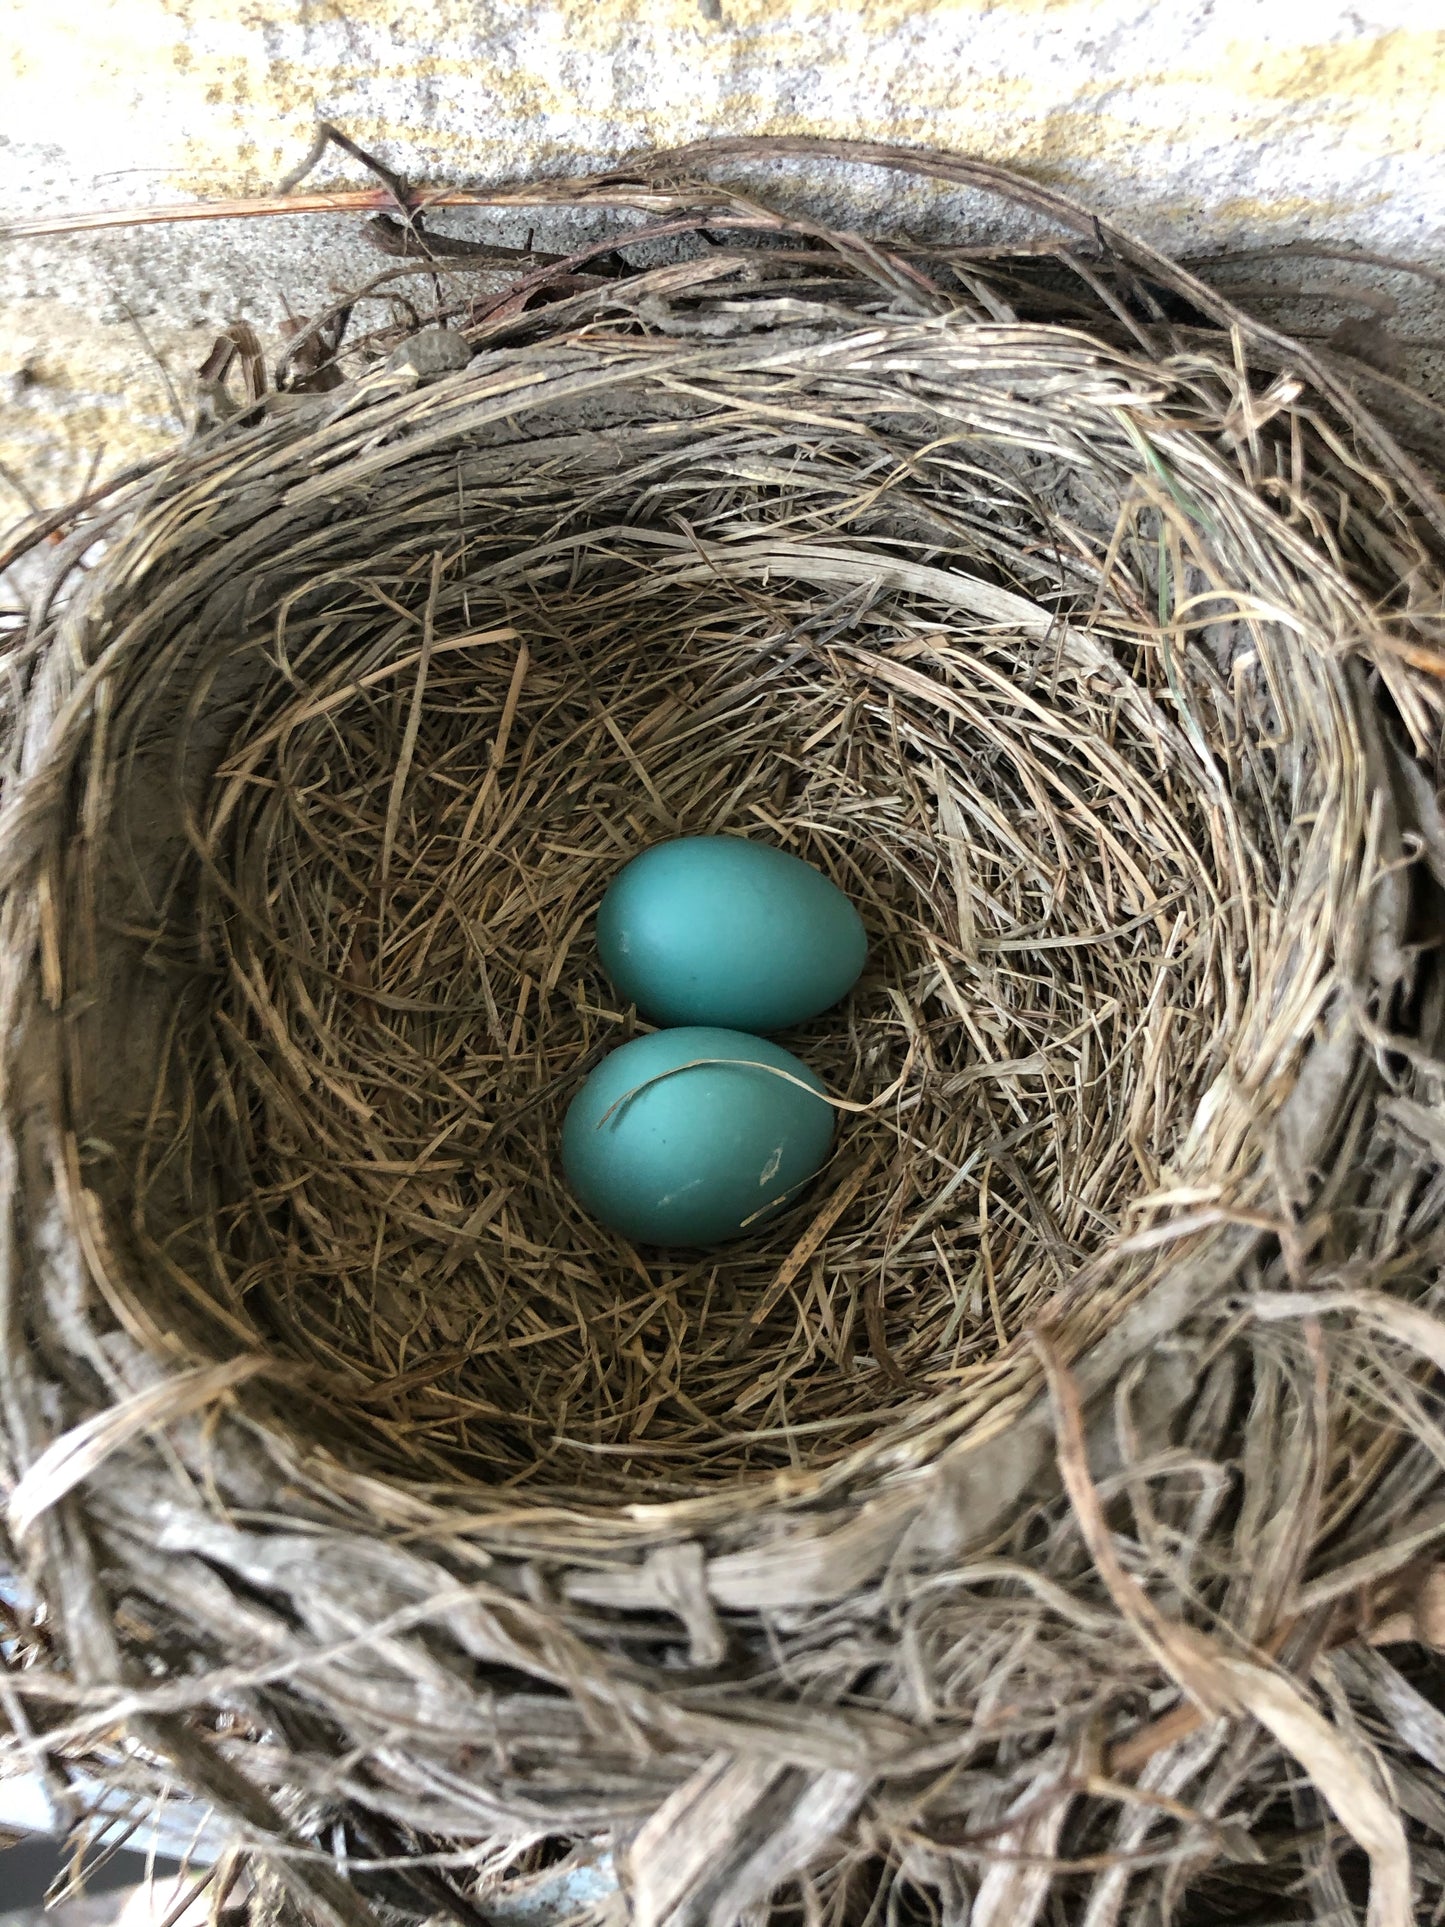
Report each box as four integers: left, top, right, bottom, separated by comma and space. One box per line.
385, 325, 474, 375
2, 0, 1443, 516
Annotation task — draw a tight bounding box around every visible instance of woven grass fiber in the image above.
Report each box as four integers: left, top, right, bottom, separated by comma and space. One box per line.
4, 138, 1445, 1927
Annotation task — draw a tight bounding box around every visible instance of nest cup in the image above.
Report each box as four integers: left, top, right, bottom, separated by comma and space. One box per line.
4, 143, 1445, 1927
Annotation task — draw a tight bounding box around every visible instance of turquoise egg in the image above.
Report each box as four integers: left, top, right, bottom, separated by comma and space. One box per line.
597, 836, 867, 1033
562, 1027, 834, 1247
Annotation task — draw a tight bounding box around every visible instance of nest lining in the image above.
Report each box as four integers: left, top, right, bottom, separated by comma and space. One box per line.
146, 427, 1259, 1503
4, 141, 1445, 1927
64, 324, 1356, 1522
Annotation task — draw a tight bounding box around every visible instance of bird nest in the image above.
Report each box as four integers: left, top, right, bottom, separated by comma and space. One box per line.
4, 140, 1445, 1927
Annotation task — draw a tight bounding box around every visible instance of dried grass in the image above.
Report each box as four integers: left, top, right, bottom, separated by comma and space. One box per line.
2, 140, 1445, 1927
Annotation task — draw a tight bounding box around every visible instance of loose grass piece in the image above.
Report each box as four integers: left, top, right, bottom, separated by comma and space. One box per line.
3, 142, 1445, 1927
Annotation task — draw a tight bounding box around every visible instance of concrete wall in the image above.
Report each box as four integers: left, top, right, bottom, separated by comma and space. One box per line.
3, 1, 1443, 517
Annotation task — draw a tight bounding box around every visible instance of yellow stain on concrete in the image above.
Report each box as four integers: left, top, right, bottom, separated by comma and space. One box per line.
7, 8, 1444, 205
1217, 27, 1445, 109
1135, 28, 1445, 150
0, 300, 211, 510
1204, 189, 1390, 228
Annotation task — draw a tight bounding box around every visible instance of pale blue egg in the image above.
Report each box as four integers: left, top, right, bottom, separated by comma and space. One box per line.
597, 836, 867, 1032
562, 1027, 833, 1246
